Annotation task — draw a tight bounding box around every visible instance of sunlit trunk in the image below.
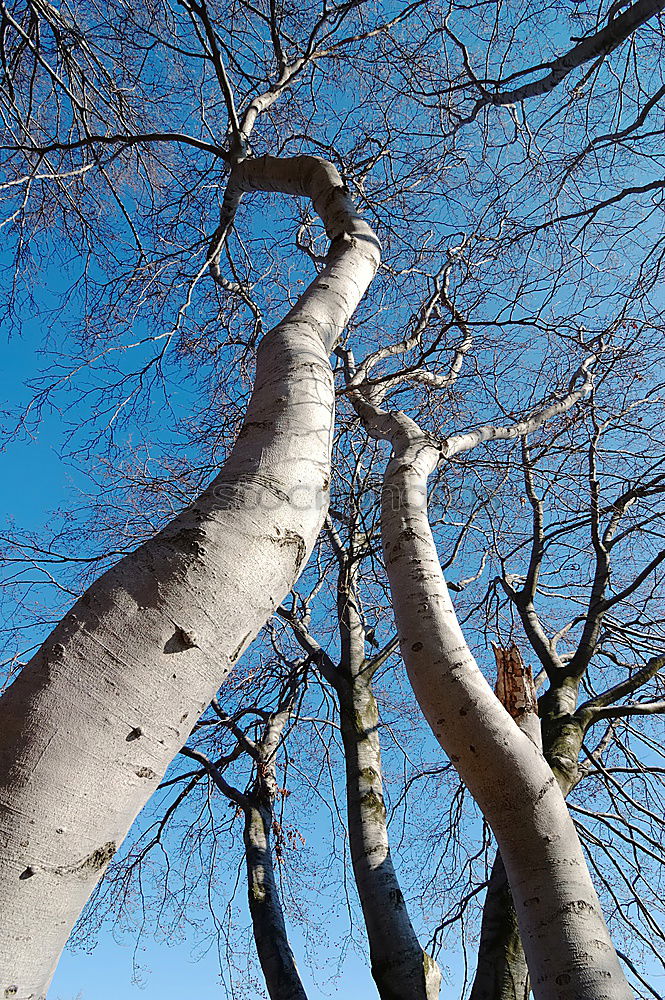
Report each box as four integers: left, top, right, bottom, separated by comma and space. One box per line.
470, 679, 587, 1000
379, 433, 631, 1000
0, 156, 379, 999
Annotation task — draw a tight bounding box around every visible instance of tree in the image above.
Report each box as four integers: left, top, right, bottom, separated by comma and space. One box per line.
468, 384, 665, 1000
1, 0, 664, 996
181, 669, 312, 1000
343, 303, 636, 997
77, 301, 664, 1000
280, 502, 441, 1000
0, 151, 379, 997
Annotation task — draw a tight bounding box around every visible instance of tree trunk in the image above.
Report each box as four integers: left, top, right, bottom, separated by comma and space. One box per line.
338, 674, 441, 1000
470, 852, 530, 1000
470, 645, 539, 1000
244, 803, 309, 1000
0, 156, 380, 999
470, 680, 587, 1000
379, 436, 632, 1000
286, 546, 441, 998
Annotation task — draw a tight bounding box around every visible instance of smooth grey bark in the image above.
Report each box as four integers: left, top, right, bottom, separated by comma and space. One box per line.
470, 645, 540, 1000
283, 545, 440, 1000
340, 340, 629, 999
241, 701, 309, 1000
469, 715, 584, 1000
469, 672, 598, 1000
243, 802, 308, 1000
471, 665, 665, 997
378, 436, 631, 1000
336, 553, 440, 999
470, 852, 530, 1000
0, 155, 379, 1000
346, 357, 631, 1000
337, 674, 441, 1000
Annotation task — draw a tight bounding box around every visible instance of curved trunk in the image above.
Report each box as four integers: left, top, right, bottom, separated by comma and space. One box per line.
380, 437, 631, 1000
338, 675, 441, 1000
470, 689, 587, 1000
244, 803, 308, 1000
0, 156, 379, 999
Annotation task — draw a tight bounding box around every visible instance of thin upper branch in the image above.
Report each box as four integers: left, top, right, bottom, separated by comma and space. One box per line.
451, 0, 665, 121
180, 745, 249, 808
576, 655, 665, 728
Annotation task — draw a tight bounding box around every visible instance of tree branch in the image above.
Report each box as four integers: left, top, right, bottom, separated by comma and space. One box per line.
576, 655, 665, 728
458, 0, 665, 113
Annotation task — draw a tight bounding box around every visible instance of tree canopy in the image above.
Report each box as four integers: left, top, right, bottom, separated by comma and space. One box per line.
1, 1, 664, 998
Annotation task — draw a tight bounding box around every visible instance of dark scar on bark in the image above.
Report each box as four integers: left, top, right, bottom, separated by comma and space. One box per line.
51, 841, 117, 878
18, 842, 117, 883
230, 632, 252, 663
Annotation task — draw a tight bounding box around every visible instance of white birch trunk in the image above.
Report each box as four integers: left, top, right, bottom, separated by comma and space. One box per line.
0, 156, 379, 999
379, 434, 632, 1000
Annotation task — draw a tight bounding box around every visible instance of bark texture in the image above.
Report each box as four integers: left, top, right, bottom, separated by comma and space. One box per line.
378, 428, 631, 1000
470, 851, 530, 1000
338, 674, 440, 1000
244, 804, 308, 1000
333, 554, 440, 1000
284, 548, 441, 999
0, 156, 379, 999
470, 645, 539, 1000
241, 700, 308, 1000
470, 672, 590, 1000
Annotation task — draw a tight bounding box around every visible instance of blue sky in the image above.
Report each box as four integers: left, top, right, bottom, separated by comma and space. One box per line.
50, 924, 377, 1000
